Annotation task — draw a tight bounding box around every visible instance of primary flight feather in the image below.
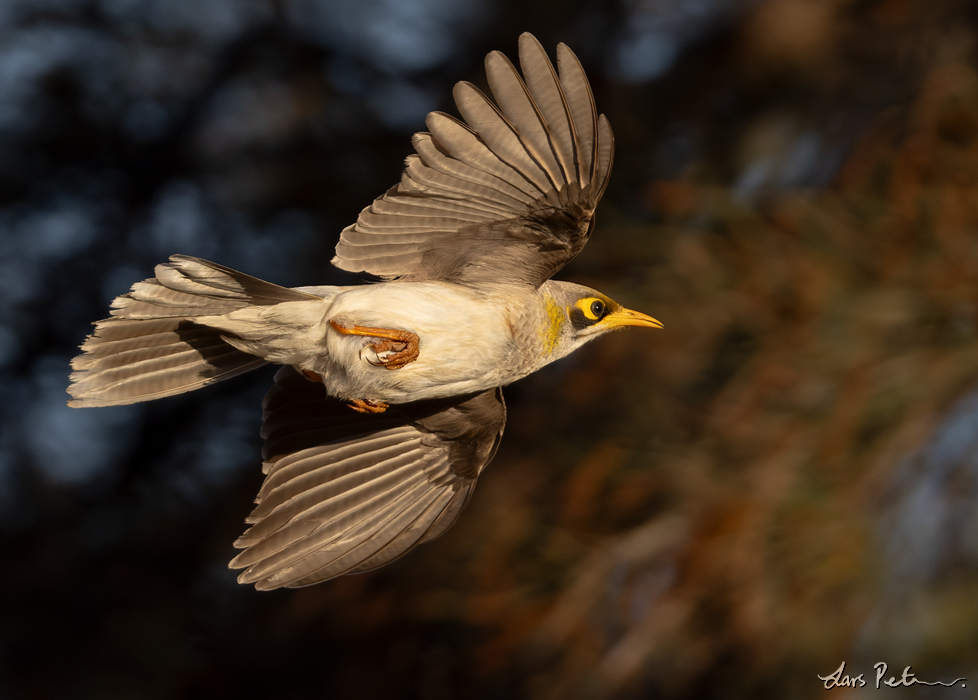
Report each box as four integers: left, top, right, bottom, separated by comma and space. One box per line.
67, 33, 662, 590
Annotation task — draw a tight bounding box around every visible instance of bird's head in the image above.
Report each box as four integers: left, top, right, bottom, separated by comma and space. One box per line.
540, 281, 663, 360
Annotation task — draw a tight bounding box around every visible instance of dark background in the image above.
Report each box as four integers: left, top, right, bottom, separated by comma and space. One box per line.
3, 0, 978, 698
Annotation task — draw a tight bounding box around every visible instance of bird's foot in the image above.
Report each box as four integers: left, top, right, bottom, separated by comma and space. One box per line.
329, 318, 420, 370
299, 369, 323, 383
347, 398, 389, 414
364, 338, 420, 370
297, 365, 386, 413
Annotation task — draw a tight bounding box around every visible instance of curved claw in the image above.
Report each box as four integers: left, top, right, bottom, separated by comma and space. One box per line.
347, 398, 389, 414
329, 318, 420, 371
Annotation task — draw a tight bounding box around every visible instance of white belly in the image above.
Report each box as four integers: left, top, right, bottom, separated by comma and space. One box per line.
312, 282, 522, 402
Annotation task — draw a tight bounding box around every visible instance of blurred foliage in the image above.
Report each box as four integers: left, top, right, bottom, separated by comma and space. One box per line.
3, 0, 978, 698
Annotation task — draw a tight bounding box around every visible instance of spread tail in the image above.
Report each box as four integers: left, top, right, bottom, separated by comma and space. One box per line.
68, 255, 317, 407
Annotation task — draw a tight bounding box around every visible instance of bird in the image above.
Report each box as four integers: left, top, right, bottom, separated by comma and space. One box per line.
67, 33, 662, 590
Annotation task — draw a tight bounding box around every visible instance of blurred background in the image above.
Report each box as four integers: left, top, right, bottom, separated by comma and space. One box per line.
3, 0, 978, 697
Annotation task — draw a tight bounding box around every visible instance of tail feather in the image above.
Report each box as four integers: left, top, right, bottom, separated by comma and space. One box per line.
68, 255, 319, 408
159, 256, 314, 304
71, 323, 221, 365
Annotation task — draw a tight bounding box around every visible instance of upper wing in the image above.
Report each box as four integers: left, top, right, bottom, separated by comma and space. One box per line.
331, 32, 614, 288
230, 366, 506, 590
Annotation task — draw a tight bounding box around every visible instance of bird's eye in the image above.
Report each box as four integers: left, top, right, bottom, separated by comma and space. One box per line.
571, 296, 612, 328
576, 297, 607, 321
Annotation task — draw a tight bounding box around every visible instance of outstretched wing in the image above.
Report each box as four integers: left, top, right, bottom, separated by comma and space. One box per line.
331, 32, 614, 288
230, 367, 506, 590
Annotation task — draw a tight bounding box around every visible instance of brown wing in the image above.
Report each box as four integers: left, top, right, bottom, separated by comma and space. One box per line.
331, 32, 614, 288
229, 367, 506, 590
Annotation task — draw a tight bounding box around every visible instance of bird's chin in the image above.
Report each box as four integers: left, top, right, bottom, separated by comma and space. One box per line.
576, 325, 612, 338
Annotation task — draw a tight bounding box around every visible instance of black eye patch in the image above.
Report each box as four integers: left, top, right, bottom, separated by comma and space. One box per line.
569, 307, 592, 330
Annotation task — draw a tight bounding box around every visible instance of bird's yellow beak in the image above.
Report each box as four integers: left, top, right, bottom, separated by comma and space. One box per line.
602, 307, 664, 330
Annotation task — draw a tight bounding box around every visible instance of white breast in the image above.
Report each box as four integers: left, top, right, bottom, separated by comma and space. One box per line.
312, 281, 525, 402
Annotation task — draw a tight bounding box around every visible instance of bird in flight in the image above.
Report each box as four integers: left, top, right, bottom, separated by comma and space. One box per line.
68, 33, 662, 590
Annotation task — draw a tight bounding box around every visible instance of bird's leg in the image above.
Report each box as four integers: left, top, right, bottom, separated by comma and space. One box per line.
347, 398, 389, 414
328, 317, 415, 414
299, 369, 323, 383
328, 318, 420, 370
296, 365, 386, 413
